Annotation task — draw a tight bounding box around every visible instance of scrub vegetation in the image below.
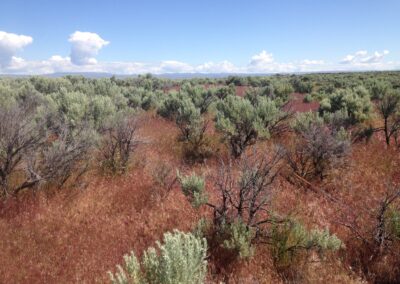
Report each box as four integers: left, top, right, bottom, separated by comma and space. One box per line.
1, 71, 400, 283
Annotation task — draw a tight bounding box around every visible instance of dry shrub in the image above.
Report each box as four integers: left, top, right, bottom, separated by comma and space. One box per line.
99, 112, 143, 174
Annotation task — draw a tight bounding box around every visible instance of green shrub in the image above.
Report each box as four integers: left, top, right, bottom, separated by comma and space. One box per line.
272, 81, 294, 101
180, 84, 215, 114
319, 88, 372, 125
270, 220, 342, 269
109, 230, 208, 284
177, 172, 207, 208
223, 221, 254, 259
141, 90, 162, 111
303, 94, 313, 103
215, 95, 266, 158
255, 96, 288, 136
158, 92, 211, 163
368, 79, 391, 99
157, 92, 187, 121
180, 121, 212, 163
50, 90, 90, 127
386, 208, 400, 239
291, 77, 313, 94
90, 95, 116, 129
214, 84, 236, 100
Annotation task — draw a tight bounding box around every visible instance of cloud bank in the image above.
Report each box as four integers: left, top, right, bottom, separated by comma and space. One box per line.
341, 50, 390, 65
0, 31, 33, 68
0, 30, 398, 75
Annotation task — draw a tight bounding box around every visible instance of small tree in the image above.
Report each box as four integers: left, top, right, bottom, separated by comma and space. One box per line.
108, 230, 208, 284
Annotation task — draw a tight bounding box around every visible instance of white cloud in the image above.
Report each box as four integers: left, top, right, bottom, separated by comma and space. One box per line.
0, 31, 33, 68
0, 38, 398, 75
300, 59, 325, 65
360, 50, 389, 63
195, 60, 238, 73
249, 50, 274, 68
157, 60, 194, 73
68, 31, 109, 65
341, 50, 389, 65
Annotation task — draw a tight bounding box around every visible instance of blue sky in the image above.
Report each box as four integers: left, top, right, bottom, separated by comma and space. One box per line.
0, 0, 399, 74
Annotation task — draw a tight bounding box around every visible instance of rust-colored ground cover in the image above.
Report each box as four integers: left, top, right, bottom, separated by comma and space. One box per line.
0, 108, 395, 283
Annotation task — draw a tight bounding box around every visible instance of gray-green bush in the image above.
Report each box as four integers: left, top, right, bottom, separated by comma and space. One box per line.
109, 230, 208, 284
270, 219, 342, 269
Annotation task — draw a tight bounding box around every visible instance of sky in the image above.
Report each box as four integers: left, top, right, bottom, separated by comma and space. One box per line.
0, 0, 399, 74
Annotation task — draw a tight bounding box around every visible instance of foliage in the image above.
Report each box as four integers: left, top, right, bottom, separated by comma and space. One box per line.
181, 148, 283, 233
0, 100, 95, 198
180, 83, 215, 114
215, 95, 266, 158
270, 220, 342, 268
158, 91, 211, 162
222, 220, 254, 259
287, 112, 350, 181
303, 93, 313, 103
291, 77, 313, 94
177, 172, 207, 208
272, 80, 294, 101
99, 111, 142, 174
109, 230, 208, 284
368, 79, 391, 99
386, 208, 400, 240
319, 88, 372, 125
378, 89, 400, 145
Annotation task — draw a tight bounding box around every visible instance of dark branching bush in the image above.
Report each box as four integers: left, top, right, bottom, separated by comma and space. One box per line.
0, 101, 95, 198
286, 113, 350, 182
100, 112, 142, 174
338, 184, 400, 283
178, 147, 284, 259
378, 89, 400, 145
